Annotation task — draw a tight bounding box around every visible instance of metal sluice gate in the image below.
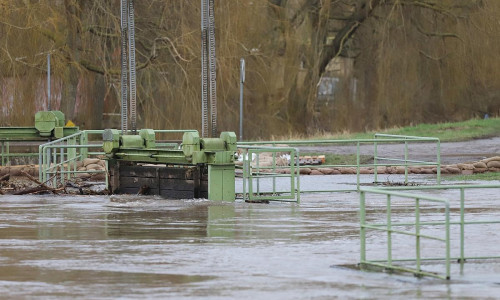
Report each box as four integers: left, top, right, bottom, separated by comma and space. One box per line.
103, 0, 235, 200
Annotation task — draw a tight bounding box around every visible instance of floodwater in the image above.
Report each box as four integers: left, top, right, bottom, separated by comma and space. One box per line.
0, 175, 499, 299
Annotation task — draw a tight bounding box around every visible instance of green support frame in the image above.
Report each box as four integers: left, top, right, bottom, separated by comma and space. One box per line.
359, 184, 500, 280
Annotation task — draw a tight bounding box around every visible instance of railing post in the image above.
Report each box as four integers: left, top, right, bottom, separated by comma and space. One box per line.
415, 198, 421, 273
374, 137, 378, 183
295, 148, 300, 204
437, 140, 441, 185
445, 200, 451, 280
242, 149, 247, 201
38, 145, 43, 182
52, 146, 57, 187
248, 150, 253, 201
5, 141, 9, 166
356, 142, 360, 190
360, 191, 366, 263
256, 152, 260, 196
404, 139, 408, 184
387, 194, 392, 267
272, 144, 276, 195
460, 188, 465, 264
1, 141, 4, 166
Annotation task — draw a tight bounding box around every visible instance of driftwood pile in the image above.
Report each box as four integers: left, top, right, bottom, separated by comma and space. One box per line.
0, 158, 108, 196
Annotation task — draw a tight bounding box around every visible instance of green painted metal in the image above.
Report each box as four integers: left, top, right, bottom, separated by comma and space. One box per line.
34, 110, 74, 138
103, 130, 237, 201
39, 130, 106, 186
359, 184, 500, 280
208, 165, 236, 201
0, 111, 79, 166
359, 187, 451, 280
238, 134, 442, 195
239, 146, 300, 203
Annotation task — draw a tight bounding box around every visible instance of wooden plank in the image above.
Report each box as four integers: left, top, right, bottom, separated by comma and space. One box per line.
159, 178, 195, 191
119, 164, 158, 178
117, 187, 156, 195
120, 176, 158, 187
160, 189, 195, 199
158, 167, 195, 180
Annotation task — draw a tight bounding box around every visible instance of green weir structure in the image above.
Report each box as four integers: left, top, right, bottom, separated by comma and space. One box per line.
103, 129, 237, 202
0, 111, 79, 165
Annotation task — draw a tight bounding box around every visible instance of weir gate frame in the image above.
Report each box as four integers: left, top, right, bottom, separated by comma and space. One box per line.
38, 129, 194, 189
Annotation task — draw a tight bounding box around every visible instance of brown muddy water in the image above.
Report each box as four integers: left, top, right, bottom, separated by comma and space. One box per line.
0, 175, 499, 299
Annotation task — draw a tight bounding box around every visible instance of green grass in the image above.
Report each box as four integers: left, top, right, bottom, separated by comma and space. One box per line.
443, 172, 500, 182
269, 117, 500, 142
384, 118, 500, 142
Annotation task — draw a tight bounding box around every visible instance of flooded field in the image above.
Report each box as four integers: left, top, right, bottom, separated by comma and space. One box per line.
0, 175, 499, 299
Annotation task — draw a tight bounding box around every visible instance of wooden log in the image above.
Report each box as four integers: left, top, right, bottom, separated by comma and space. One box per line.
0, 174, 9, 182
20, 171, 60, 195
13, 186, 50, 195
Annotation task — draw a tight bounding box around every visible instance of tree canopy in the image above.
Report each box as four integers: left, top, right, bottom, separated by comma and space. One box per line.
0, 0, 499, 138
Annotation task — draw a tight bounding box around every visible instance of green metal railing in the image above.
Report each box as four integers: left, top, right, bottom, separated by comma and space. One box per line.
360, 184, 500, 280
359, 187, 451, 279
39, 130, 106, 188
239, 146, 300, 203
238, 134, 441, 194
1, 140, 42, 166
373, 134, 441, 185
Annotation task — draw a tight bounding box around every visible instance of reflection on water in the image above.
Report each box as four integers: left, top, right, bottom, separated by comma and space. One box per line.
0, 177, 499, 299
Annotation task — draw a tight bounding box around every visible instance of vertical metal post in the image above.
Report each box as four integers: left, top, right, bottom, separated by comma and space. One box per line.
356, 142, 360, 190
47, 53, 51, 111
66, 139, 70, 181
60, 147, 64, 186
445, 200, 451, 280
5, 142, 9, 166
200, 0, 209, 138
437, 140, 441, 185
242, 149, 247, 201
387, 194, 392, 266
373, 139, 378, 183
52, 147, 57, 187
105, 159, 109, 190
272, 151, 276, 195
239, 58, 245, 141
415, 198, 421, 272
256, 152, 260, 196
128, 0, 137, 134
41, 146, 46, 183
360, 191, 366, 263
120, 0, 129, 135
248, 150, 253, 201
1, 141, 4, 166
404, 140, 408, 184
295, 148, 300, 204
460, 188, 465, 264
207, 0, 217, 137
71, 137, 76, 179
38, 145, 43, 182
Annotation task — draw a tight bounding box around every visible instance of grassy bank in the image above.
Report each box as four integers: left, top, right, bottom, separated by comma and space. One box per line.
443, 172, 500, 182
269, 117, 500, 142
